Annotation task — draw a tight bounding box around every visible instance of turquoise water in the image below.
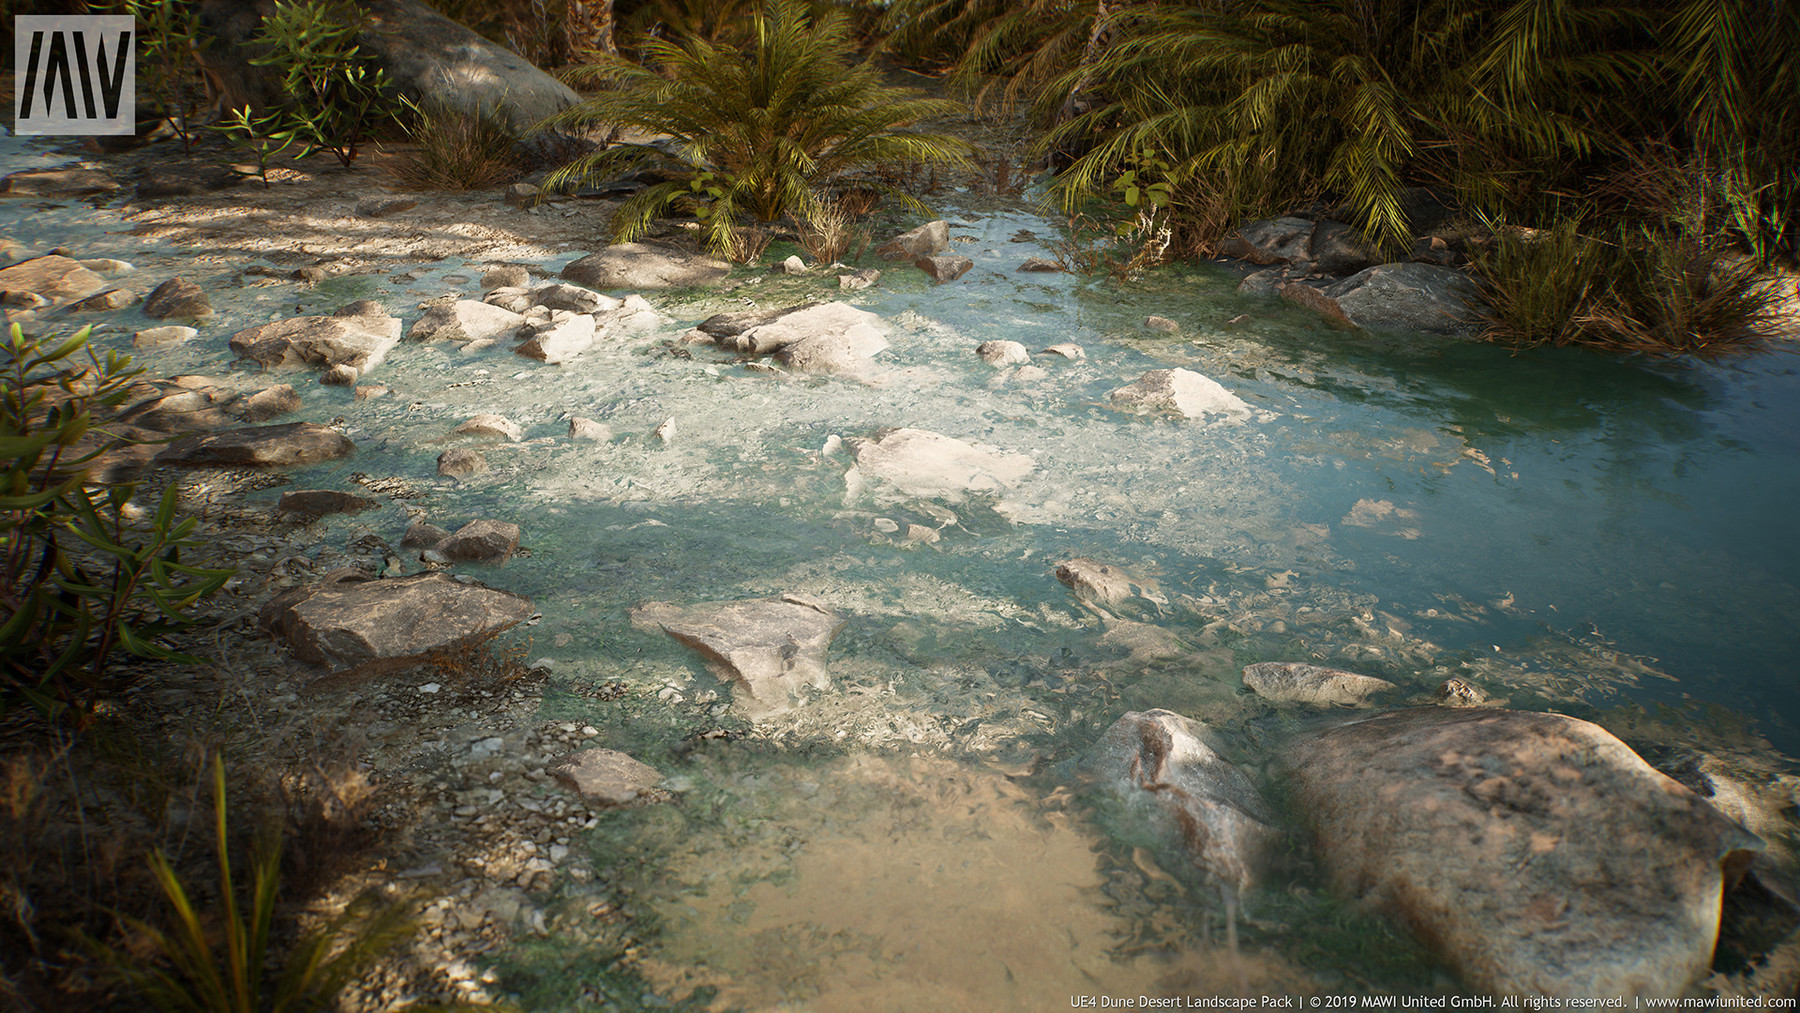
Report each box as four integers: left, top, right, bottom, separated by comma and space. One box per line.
7, 136, 1800, 1002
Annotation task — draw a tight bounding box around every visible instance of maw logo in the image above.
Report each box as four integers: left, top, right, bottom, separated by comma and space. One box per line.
12, 15, 135, 136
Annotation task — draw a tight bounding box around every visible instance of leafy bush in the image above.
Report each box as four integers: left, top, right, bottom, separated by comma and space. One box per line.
107, 0, 210, 151
239, 0, 406, 168
538, 0, 972, 259
0, 325, 232, 725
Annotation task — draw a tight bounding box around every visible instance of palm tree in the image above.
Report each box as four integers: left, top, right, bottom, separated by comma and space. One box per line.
537, 0, 974, 259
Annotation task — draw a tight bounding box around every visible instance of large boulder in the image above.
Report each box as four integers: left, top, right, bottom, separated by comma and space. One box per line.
718, 302, 882, 356
260, 571, 534, 677
1220, 217, 1316, 266
1318, 262, 1485, 335
230, 313, 403, 372
876, 220, 950, 261
514, 311, 596, 363
560, 243, 731, 290
408, 299, 525, 344
630, 595, 846, 716
1285, 708, 1763, 997
1081, 709, 1279, 897
155, 422, 354, 467
193, 0, 579, 142
1109, 368, 1250, 420
843, 428, 1034, 504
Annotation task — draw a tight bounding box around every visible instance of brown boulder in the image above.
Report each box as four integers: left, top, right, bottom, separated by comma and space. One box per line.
155, 422, 354, 467
260, 571, 533, 677
630, 595, 845, 716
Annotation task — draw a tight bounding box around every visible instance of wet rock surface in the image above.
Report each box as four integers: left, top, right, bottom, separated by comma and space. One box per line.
559, 243, 731, 290
630, 596, 846, 715
547, 749, 663, 806
1241, 661, 1397, 706
843, 427, 1035, 504
230, 312, 403, 372
260, 571, 535, 677
1110, 368, 1251, 420
1286, 707, 1763, 997
156, 422, 354, 468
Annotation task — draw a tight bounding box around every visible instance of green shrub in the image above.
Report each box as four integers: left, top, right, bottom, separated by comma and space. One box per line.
538, 0, 972, 260
239, 0, 406, 168
0, 325, 233, 725
105, 0, 210, 151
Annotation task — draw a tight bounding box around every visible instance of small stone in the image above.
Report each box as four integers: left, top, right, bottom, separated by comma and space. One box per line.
293, 266, 328, 284
568, 417, 612, 441
872, 517, 900, 533
357, 196, 418, 218
906, 524, 939, 544
777, 255, 807, 275
333, 299, 387, 318
975, 340, 1029, 366
547, 748, 662, 805
419, 682, 441, 694
238, 385, 302, 422
1017, 257, 1063, 272
436, 519, 521, 564
1435, 678, 1489, 707
482, 265, 529, 290
66, 286, 134, 312
914, 254, 973, 283
1039, 343, 1085, 360
504, 183, 540, 209
654, 417, 675, 443
142, 277, 213, 320
438, 448, 489, 478
1145, 315, 1180, 334
354, 385, 390, 400
134, 325, 198, 348
837, 268, 880, 290
455, 414, 523, 441
402, 519, 453, 547
320, 364, 359, 386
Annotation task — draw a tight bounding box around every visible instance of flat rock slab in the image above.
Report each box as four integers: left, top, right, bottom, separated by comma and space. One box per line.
1110, 368, 1251, 420
230, 313, 403, 372
724, 301, 884, 356
0, 255, 107, 305
1242, 661, 1395, 707
630, 595, 845, 717
548, 748, 662, 805
408, 299, 525, 343
844, 427, 1034, 504
156, 422, 354, 468
1082, 709, 1278, 896
276, 489, 379, 517
261, 571, 533, 677
1286, 707, 1762, 997
0, 168, 118, 197
560, 243, 730, 290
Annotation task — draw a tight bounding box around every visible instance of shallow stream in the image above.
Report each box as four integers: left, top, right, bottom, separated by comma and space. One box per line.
6, 134, 1800, 1006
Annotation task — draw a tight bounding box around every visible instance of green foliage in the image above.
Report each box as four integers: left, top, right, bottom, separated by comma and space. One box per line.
92, 754, 414, 1013
389, 97, 525, 191
241, 0, 406, 168
881, 0, 1093, 116
1471, 220, 1787, 357
217, 105, 303, 189
100, 0, 210, 151
0, 325, 233, 725
539, 0, 973, 260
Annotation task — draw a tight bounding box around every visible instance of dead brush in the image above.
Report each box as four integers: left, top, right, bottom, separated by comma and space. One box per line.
388, 99, 525, 191
797, 196, 870, 264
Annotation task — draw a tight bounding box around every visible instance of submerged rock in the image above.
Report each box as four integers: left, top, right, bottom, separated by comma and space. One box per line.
1082, 709, 1279, 897
975, 340, 1029, 366
156, 422, 353, 468
1109, 368, 1250, 420
260, 571, 534, 677
630, 595, 846, 716
276, 489, 379, 518
1241, 662, 1396, 707
438, 447, 489, 478
548, 748, 663, 805
1054, 558, 1161, 607
435, 519, 520, 563
454, 414, 523, 441
843, 428, 1034, 504
1285, 707, 1763, 997
915, 254, 973, 283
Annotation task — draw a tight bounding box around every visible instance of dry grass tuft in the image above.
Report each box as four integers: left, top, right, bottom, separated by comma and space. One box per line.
388, 102, 525, 191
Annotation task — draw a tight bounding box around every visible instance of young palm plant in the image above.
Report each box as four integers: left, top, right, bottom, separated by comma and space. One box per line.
537, 0, 973, 259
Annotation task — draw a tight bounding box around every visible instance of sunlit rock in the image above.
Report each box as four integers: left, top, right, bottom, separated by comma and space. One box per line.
843, 428, 1034, 504
560, 243, 730, 290
1054, 557, 1163, 607
438, 447, 488, 478
230, 313, 402, 372
408, 299, 526, 343
454, 413, 523, 441
976, 340, 1029, 366
260, 570, 533, 677
515, 311, 596, 363
548, 748, 662, 805
436, 518, 520, 564
877, 220, 950, 261
630, 595, 846, 716
1109, 368, 1250, 420
0, 254, 107, 307
915, 254, 973, 283
724, 301, 886, 357
1081, 709, 1279, 897
531, 282, 617, 314
1285, 707, 1763, 997
1241, 662, 1396, 707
